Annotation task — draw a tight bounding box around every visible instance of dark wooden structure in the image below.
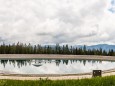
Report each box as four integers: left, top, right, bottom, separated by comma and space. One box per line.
92, 70, 102, 77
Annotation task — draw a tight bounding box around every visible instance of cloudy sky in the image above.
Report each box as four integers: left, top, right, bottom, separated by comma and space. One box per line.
0, 0, 115, 45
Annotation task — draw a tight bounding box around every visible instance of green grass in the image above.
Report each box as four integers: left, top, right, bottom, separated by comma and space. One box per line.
0, 76, 115, 86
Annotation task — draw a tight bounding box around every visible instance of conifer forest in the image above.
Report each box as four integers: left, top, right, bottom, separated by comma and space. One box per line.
0, 42, 114, 56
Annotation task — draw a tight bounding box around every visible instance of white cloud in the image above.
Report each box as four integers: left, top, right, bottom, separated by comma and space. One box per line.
0, 0, 115, 45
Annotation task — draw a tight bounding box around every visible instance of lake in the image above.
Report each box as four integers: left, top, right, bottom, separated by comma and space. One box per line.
0, 59, 115, 74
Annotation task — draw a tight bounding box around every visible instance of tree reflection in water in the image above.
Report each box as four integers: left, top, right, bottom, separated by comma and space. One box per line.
0, 59, 105, 68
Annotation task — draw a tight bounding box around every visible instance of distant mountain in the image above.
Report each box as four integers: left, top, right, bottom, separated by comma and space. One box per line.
87, 44, 115, 51
43, 44, 115, 51
70, 44, 115, 51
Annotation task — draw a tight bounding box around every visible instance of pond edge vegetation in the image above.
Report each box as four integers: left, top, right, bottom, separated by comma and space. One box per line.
0, 75, 115, 86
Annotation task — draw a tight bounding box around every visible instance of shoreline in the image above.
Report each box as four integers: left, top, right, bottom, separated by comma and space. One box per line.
0, 54, 115, 61
1, 71, 115, 80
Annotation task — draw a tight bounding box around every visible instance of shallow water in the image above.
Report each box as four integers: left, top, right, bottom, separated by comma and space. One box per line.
0, 59, 115, 74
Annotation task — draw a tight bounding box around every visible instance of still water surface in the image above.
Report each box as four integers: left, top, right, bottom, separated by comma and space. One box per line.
0, 59, 115, 74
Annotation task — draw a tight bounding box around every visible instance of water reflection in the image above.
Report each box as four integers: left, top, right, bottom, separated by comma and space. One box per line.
0, 59, 115, 74
0, 59, 105, 68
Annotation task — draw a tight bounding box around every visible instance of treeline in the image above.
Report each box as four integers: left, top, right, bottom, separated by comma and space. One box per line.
0, 42, 115, 56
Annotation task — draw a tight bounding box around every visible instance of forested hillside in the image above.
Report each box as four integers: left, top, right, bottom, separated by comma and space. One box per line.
0, 42, 114, 56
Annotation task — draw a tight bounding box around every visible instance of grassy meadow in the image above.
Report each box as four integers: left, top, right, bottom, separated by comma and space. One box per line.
0, 76, 115, 86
